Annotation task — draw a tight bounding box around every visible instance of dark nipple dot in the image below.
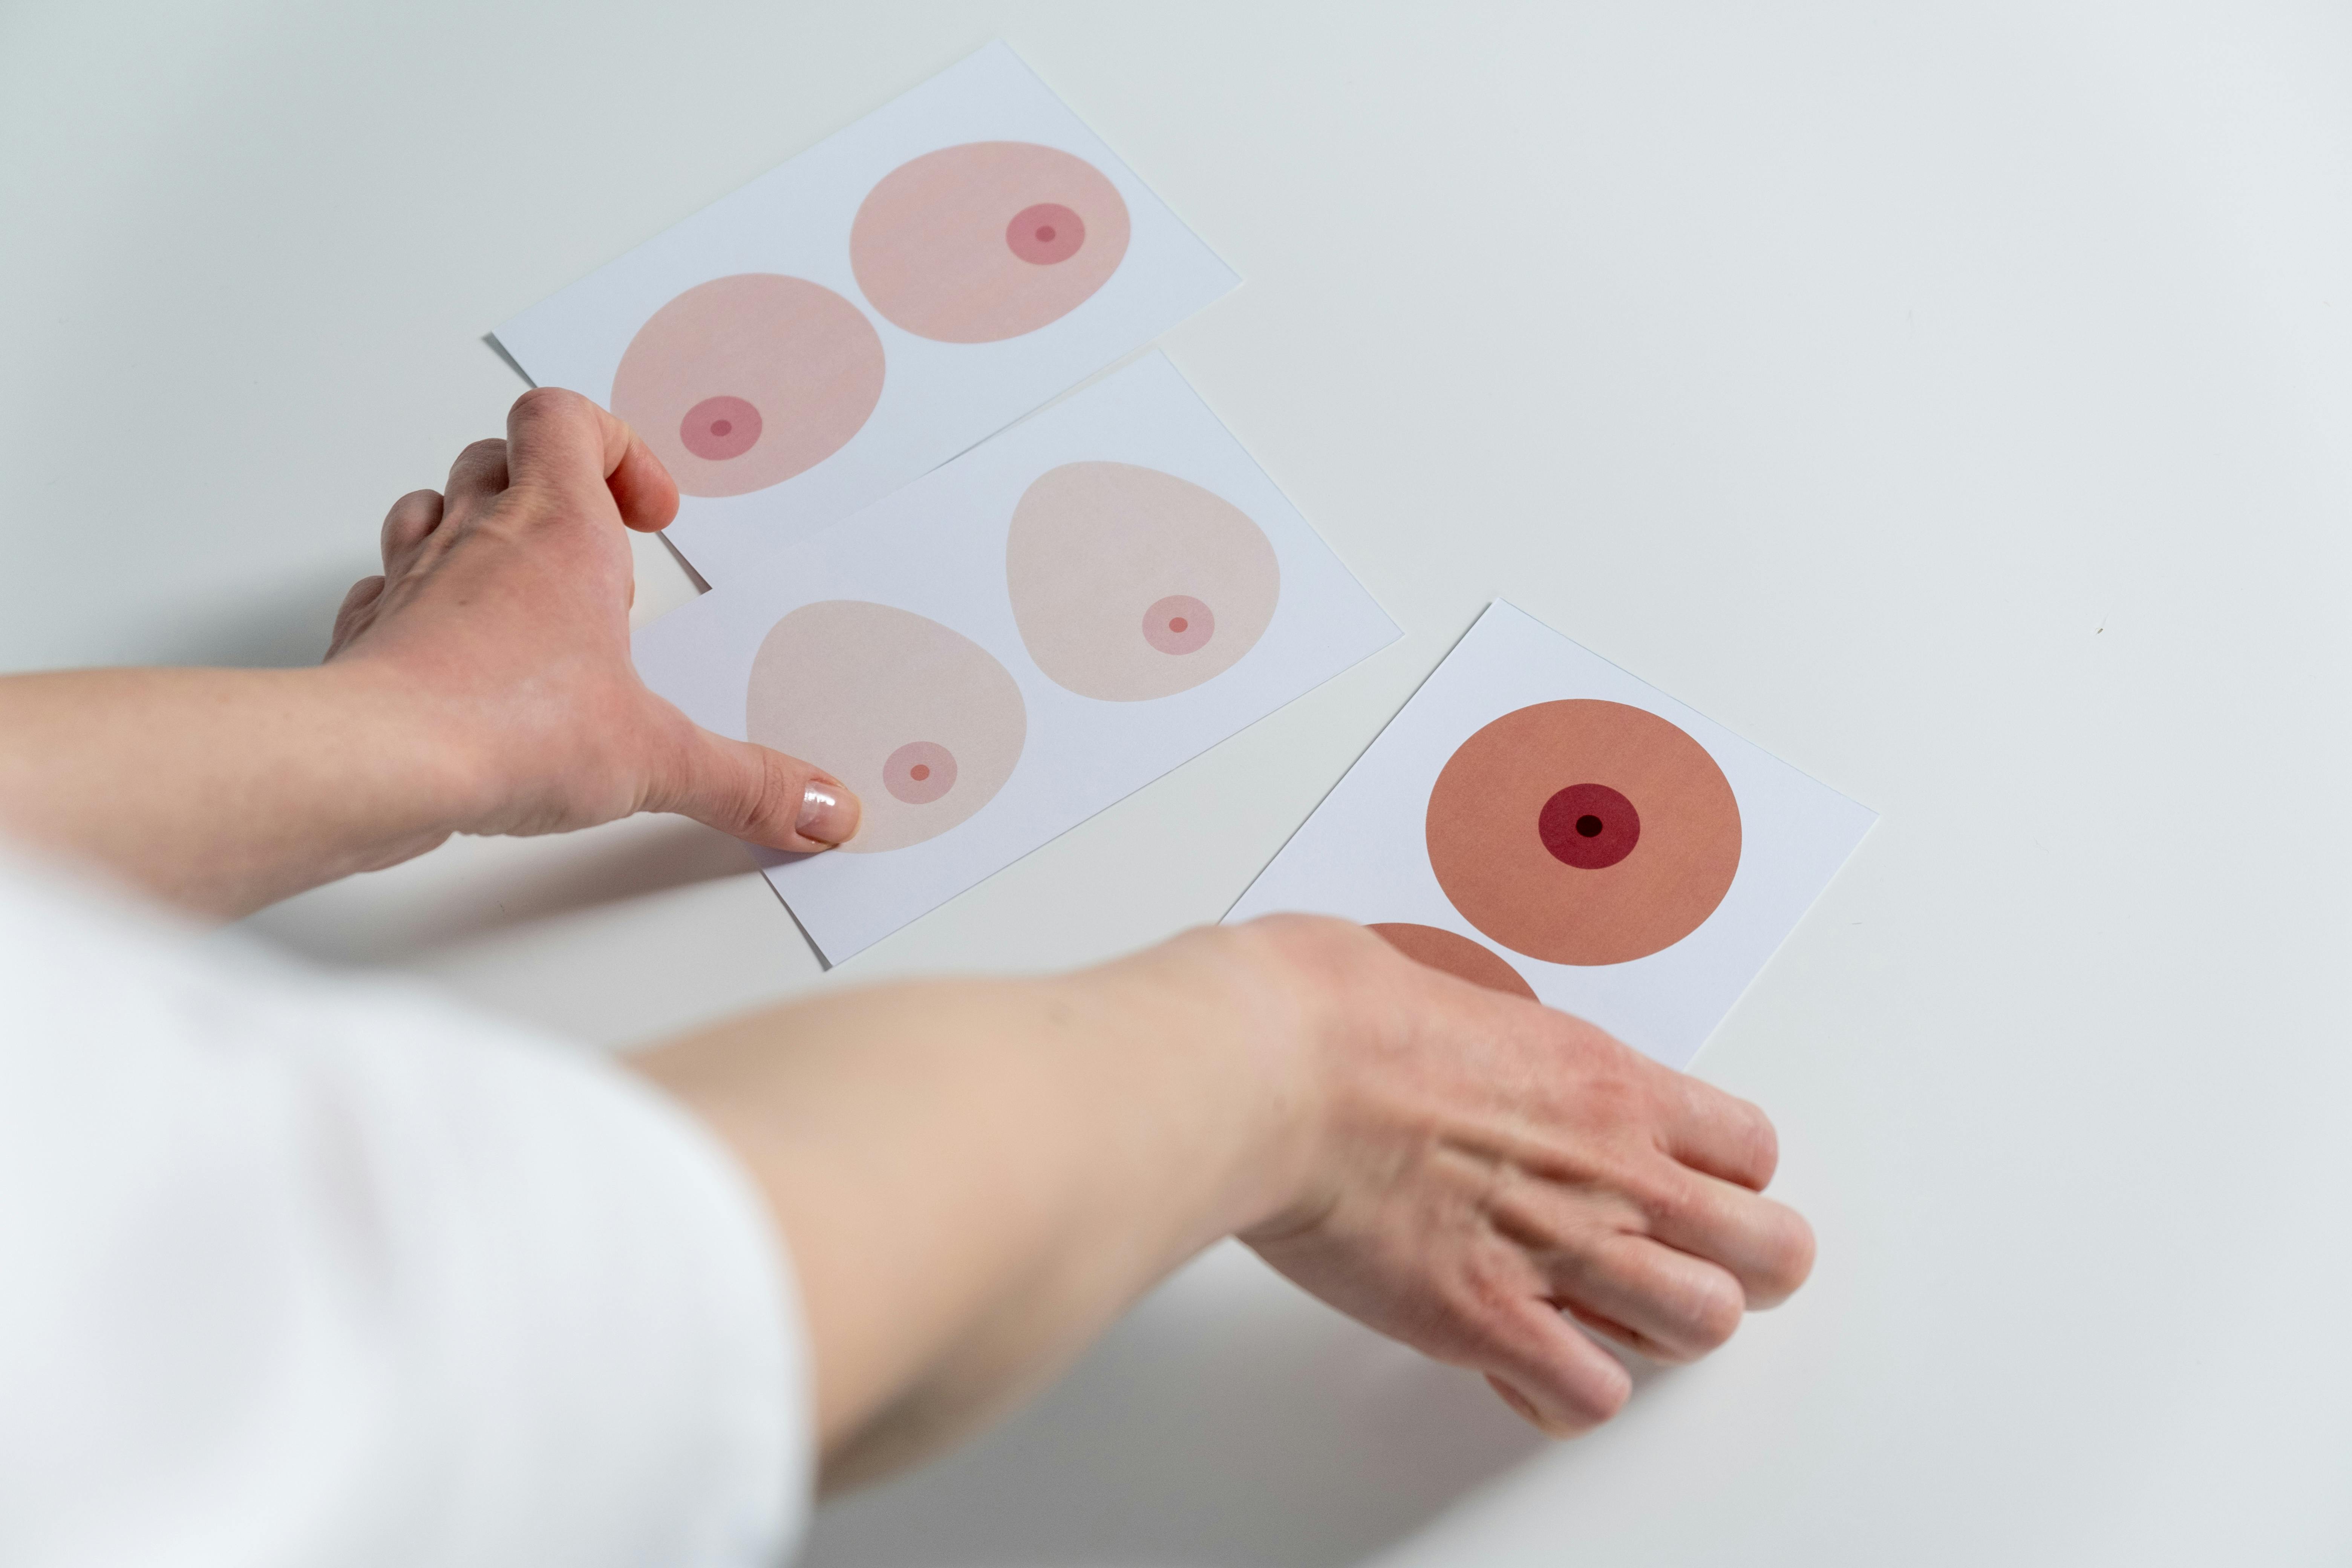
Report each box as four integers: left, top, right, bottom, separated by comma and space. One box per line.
1035, 225, 1056, 242
709, 418, 732, 437
1168, 616, 1188, 634
1538, 782, 1641, 871
909, 764, 930, 782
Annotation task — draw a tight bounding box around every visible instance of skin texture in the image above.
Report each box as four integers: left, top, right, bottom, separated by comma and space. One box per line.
0, 389, 859, 917
0, 390, 1815, 1490
638, 916, 1813, 1488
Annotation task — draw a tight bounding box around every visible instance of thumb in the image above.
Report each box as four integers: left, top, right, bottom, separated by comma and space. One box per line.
652, 720, 862, 852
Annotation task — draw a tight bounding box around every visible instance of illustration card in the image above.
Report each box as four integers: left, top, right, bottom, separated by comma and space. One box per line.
493, 42, 1239, 584
1225, 603, 1875, 1068
633, 353, 1400, 962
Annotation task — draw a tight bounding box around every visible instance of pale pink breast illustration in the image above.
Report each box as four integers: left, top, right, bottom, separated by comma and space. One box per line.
611, 274, 885, 498
851, 142, 1131, 343
1004, 462, 1279, 701
1426, 701, 1742, 966
747, 601, 1026, 853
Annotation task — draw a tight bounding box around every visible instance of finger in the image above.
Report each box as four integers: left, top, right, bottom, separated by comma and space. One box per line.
503, 386, 680, 533
444, 438, 511, 508
606, 420, 679, 533
650, 718, 862, 852
1554, 1234, 1746, 1363
1655, 1072, 1780, 1191
324, 575, 384, 660
1476, 1296, 1632, 1437
379, 488, 445, 572
1640, 1165, 1817, 1309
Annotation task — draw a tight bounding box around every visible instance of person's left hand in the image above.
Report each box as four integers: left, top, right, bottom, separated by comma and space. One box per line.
326, 387, 861, 854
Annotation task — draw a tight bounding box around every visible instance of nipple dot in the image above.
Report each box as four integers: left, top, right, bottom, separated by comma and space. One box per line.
1537, 782, 1642, 871
678, 394, 764, 462
884, 740, 959, 805
1141, 594, 1216, 656
1006, 203, 1086, 265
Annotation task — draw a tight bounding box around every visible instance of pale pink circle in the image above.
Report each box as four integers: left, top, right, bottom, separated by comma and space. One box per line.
747, 602, 1025, 854
1142, 595, 1215, 655
611, 274, 884, 498
680, 395, 763, 462
851, 143, 1131, 343
1006, 463, 1280, 701
884, 740, 957, 804
1007, 203, 1085, 265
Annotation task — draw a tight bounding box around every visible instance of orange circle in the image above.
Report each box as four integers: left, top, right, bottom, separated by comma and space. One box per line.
1369, 923, 1538, 1000
611, 274, 884, 499
1426, 701, 1741, 966
851, 142, 1131, 343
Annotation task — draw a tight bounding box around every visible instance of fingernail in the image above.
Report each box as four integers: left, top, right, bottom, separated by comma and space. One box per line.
797, 779, 861, 846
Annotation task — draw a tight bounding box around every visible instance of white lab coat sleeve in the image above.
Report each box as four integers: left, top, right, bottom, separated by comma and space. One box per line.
0, 855, 811, 1568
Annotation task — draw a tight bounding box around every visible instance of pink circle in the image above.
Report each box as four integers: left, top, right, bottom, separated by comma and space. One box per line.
884, 740, 957, 804
613, 276, 882, 497
679, 395, 763, 462
1142, 595, 1216, 656
853, 145, 1130, 342
1007, 203, 1086, 265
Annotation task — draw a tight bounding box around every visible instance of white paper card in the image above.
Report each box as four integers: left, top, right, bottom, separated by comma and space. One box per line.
1226, 603, 1875, 1068
493, 42, 1239, 584
634, 353, 1399, 962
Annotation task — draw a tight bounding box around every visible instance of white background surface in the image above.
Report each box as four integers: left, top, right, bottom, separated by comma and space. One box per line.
4, 3, 2348, 1563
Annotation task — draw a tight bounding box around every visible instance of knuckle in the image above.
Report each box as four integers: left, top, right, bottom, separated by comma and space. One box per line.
1453, 1253, 1533, 1323
1554, 1054, 1646, 1132
509, 385, 581, 424
1628, 1162, 1697, 1230
1555, 1359, 1632, 1430
702, 756, 768, 836
745, 750, 810, 839
1735, 1099, 1781, 1183
1548, 1008, 1631, 1066
1756, 1208, 1818, 1300
1686, 1277, 1745, 1351
454, 438, 508, 473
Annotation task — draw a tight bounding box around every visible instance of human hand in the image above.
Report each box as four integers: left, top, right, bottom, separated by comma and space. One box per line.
325, 388, 860, 853
1233, 916, 1815, 1435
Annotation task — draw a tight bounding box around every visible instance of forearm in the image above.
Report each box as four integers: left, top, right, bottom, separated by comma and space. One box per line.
0, 665, 479, 917
632, 926, 1321, 1489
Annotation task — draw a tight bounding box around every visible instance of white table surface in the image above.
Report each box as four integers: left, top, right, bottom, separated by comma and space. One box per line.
6, 3, 2349, 1562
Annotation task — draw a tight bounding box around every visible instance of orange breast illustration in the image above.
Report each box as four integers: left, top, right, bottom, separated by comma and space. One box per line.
1426, 701, 1741, 966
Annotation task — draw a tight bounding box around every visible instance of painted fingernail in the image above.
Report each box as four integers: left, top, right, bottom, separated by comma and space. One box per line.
796, 779, 861, 846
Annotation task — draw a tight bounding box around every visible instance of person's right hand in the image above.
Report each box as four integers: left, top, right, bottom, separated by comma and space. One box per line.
634, 911, 1816, 1487
1233, 916, 1816, 1435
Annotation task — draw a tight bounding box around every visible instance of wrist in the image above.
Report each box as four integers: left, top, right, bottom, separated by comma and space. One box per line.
1088, 918, 1357, 1245
312, 653, 506, 841
1219, 916, 1378, 1244
288, 658, 500, 868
